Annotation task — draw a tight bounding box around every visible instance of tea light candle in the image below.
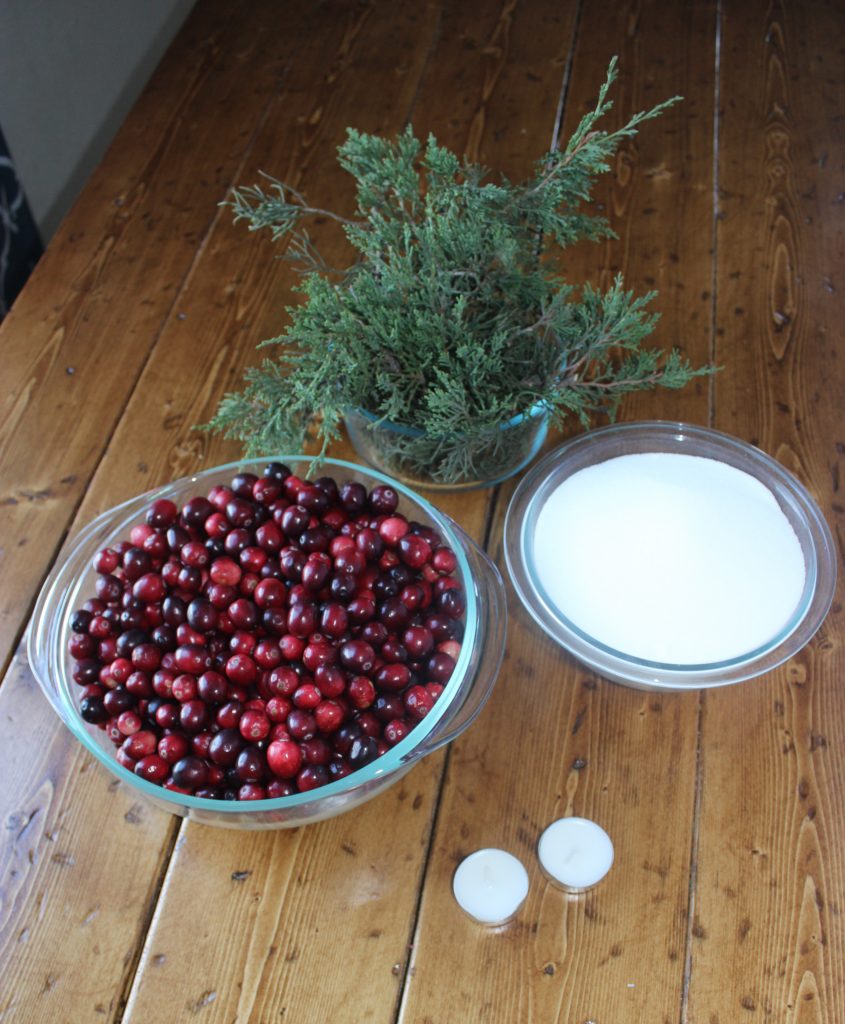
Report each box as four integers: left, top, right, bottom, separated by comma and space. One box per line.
538, 817, 614, 892
533, 452, 806, 664
452, 848, 529, 925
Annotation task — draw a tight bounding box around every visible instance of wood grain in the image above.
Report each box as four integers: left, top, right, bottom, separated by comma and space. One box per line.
688, 1, 845, 1020
398, 1, 716, 1021
0, 0, 327, 676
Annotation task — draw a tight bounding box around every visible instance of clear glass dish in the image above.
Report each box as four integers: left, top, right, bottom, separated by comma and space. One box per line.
504, 421, 837, 691
28, 457, 507, 828
343, 405, 549, 492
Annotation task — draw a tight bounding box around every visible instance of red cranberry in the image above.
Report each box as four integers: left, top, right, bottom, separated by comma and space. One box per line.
379, 516, 409, 547
122, 730, 157, 759
427, 652, 456, 683
239, 709, 270, 741
384, 718, 410, 745
158, 733, 189, 764
93, 548, 119, 574
296, 764, 329, 792
267, 739, 302, 778
253, 578, 286, 609
404, 685, 434, 720
399, 535, 432, 570
180, 699, 209, 733
314, 700, 343, 733
375, 663, 411, 692
347, 676, 376, 710
314, 665, 345, 699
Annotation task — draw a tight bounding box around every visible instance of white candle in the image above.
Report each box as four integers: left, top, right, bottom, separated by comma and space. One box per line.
452, 848, 529, 925
533, 453, 806, 664
538, 817, 614, 892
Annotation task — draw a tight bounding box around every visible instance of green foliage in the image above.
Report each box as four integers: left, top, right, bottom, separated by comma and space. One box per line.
208, 59, 712, 483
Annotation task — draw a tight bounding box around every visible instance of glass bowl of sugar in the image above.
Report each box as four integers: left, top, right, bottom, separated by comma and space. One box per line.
504, 421, 836, 690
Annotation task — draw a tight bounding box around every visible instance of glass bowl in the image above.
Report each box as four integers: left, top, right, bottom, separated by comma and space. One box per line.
504, 421, 836, 691
343, 404, 549, 492
27, 457, 507, 828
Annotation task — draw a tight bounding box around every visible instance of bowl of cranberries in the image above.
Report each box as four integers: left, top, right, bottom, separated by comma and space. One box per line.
28, 458, 507, 828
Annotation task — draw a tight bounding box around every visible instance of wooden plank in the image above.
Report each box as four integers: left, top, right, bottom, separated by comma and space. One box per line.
117, 2, 584, 1022
688, 0, 845, 1019
398, 1, 717, 1021
0, 6, 428, 1023
0, 0, 326, 674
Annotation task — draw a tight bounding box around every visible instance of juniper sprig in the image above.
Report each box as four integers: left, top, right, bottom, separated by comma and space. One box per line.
208, 59, 711, 483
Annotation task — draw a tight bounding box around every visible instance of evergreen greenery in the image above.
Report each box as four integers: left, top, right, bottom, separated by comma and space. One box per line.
207, 59, 711, 484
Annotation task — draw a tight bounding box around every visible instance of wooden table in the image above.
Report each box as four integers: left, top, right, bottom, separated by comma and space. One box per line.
2, 2, 842, 1020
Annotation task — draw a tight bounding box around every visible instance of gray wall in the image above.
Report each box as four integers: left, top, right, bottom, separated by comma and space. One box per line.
0, 0, 196, 241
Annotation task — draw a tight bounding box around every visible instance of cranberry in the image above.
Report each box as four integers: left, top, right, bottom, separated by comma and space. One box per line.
225, 653, 258, 685
171, 756, 209, 790
379, 516, 409, 547
79, 695, 108, 723
293, 683, 321, 710
93, 548, 119, 574
399, 534, 432, 570
384, 718, 410, 745
208, 729, 244, 766
123, 548, 152, 581
404, 685, 434, 720
267, 739, 302, 778
296, 764, 329, 792
314, 700, 343, 733
235, 747, 265, 783
180, 699, 209, 733
187, 598, 218, 633
348, 736, 379, 768
427, 652, 456, 683
375, 663, 411, 692
286, 709, 316, 741
239, 709, 271, 741
340, 481, 367, 513
254, 578, 286, 609
122, 730, 157, 759
347, 676, 376, 710
369, 485, 399, 515
157, 733, 188, 764
340, 639, 376, 675
197, 670, 228, 703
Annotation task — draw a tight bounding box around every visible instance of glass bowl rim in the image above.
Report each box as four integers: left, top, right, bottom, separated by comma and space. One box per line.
30, 455, 481, 813
503, 420, 838, 689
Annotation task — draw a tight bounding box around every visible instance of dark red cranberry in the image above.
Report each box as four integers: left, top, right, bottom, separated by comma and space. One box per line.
208, 728, 244, 766
427, 652, 456, 683
231, 472, 259, 498
330, 572, 357, 603
360, 621, 388, 648
281, 505, 309, 537
264, 462, 292, 483
179, 699, 209, 733
340, 481, 367, 514
174, 643, 211, 675
122, 547, 152, 582
437, 587, 466, 619
171, 756, 209, 790
369, 485, 398, 515
286, 709, 317, 741
235, 746, 265, 783
374, 693, 404, 722
375, 663, 411, 692
80, 695, 108, 723
95, 574, 123, 603
348, 736, 379, 768
182, 496, 215, 529
339, 639, 376, 674
296, 764, 329, 791
298, 527, 331, 554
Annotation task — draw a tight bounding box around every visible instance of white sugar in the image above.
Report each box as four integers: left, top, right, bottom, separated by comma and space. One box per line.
533, 453, 806, 664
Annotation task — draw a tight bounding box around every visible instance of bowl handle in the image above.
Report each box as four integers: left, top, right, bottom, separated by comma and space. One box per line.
410, 547, 508, 758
